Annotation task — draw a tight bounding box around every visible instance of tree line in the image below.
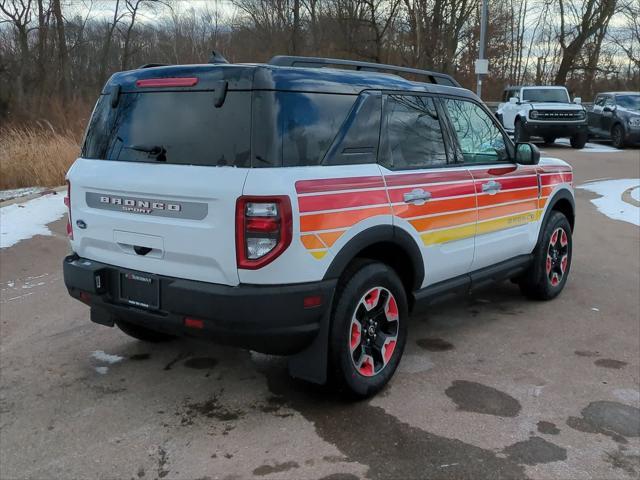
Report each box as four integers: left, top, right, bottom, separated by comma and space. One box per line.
0, 0, 638, 133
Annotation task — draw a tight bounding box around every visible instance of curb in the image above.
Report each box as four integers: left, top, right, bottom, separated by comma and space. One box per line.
0, 186, 66, 208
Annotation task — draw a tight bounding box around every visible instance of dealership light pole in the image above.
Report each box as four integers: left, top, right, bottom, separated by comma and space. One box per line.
475, 0, 489, 98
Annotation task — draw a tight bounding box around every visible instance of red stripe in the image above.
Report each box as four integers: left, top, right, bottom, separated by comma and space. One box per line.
295, 176, 385, 194
384, 170, 472, 187
541, 173, 572, 186
299, 189, 389, 213
475, 175, 538, 193
136, 77, 198, 87
387, 182, 475, 203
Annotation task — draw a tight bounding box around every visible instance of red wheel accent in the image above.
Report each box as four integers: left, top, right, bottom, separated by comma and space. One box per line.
350, 320, 361, 351
385, 295, 398, 321
546, 255, 552, 274
382, 339, 397, 364
359, 356, 375, 376
560, 230, 568, 247
560, 254, 568, 274
364, 288, 381, 311
551, 272, 560, 286
550, 230, 558, 245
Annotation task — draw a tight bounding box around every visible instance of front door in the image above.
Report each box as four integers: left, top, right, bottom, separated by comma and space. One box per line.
379, 94, 476, 288
441, 97, 540, 271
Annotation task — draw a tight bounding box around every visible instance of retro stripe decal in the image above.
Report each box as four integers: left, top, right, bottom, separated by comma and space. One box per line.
295, 167, 572, 258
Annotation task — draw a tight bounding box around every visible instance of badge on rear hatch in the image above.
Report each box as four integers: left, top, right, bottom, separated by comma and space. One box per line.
86, 192, 208, 220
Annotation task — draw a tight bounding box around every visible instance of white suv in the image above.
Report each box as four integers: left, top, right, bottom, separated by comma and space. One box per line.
63, 56, 575, 397
497, 86, 588, 148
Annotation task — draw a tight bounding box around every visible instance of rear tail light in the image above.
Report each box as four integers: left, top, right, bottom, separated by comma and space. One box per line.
64, 180, 73, 239
135, 77, 198, 88
236, 196, 292, 269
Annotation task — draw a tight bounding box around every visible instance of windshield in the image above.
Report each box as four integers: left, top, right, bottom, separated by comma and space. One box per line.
521, 88, 570, 103
615, 94, 640, 111
82, 91, 251, 166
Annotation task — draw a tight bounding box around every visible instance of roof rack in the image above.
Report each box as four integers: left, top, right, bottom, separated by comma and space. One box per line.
268, 55, 460, 88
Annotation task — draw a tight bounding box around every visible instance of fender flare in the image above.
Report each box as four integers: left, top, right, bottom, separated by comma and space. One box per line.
536, 188, 575, 246
322, 225, 425, 290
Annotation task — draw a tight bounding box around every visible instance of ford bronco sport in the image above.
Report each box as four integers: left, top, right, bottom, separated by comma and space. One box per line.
63, 56, 575, 397
497, 85, 588, 148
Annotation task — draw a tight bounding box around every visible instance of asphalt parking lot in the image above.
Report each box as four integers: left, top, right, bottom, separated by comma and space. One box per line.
1, 144, 639, 480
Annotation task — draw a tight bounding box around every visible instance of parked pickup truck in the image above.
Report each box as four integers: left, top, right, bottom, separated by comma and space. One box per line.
497, 86, 588, 148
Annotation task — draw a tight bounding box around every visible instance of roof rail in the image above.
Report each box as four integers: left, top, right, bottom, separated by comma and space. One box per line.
268, 55, 460, 88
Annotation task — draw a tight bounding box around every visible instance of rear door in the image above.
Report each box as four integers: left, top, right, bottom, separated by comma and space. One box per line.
69, 78, 252, 286
442, 96, 539, 271
381, 93, 476, 287
589, 95, 605, 135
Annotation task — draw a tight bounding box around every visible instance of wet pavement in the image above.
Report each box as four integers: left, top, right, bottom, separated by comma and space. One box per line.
1, 146, 639, 479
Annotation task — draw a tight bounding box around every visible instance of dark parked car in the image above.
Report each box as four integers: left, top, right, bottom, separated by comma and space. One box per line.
588, 92, 640, 148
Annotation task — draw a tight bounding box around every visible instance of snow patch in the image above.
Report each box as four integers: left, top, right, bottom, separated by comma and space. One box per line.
91, 350, 124, 364
95, 366, 109, 375
0, 193, 67, 248
554, 138, 621, 153
578, 179, 640, 226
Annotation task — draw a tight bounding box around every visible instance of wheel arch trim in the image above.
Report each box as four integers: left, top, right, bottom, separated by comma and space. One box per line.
322, 225, 425, 291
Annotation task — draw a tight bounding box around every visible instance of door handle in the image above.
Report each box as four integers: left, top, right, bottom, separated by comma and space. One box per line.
482, 180, 502, 195
403, 188, 432, 205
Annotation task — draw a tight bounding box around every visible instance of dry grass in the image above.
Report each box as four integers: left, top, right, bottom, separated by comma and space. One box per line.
0, 127, 80, 190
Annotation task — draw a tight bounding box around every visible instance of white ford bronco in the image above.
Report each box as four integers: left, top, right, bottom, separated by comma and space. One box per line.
63, 56, 575, 397
497, 85, 588, 148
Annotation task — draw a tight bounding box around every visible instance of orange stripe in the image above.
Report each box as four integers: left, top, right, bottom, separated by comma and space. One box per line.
318, 231, 345, 247
410, 210, 476, 232
477, 188, 537, 207
300, 234, 325, 249
478, 199, 539, 221
394, 196, 476, 218
300, 206, 390, 231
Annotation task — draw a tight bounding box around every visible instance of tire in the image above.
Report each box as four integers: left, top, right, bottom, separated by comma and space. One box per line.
570, 132, 588, 149
329, 260, 408, 397
543, 136, 556, 146
116, 318, 176, 342
611, 124, 626, 149
518, 211, 572, 300
514, 119, 529, 142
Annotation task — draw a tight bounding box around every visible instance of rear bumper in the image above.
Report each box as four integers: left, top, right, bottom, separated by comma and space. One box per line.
63, 255, 336, 355
522, 120, 587, 137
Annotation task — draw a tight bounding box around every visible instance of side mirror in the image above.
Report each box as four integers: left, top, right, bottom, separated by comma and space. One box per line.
509, 97, 518, 104
603, 106, 614, 113
573, 97, 582, 105
515, 142, 540, 165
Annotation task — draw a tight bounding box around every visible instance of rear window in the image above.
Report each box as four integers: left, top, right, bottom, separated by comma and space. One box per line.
82, 91, 251, 167
252, 91, 356, 167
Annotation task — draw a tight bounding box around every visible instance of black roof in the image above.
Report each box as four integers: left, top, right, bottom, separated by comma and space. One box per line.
103, 62, 473, 99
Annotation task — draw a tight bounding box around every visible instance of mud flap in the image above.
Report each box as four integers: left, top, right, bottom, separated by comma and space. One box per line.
287, 297, 333, 385
90, 307, 115, 327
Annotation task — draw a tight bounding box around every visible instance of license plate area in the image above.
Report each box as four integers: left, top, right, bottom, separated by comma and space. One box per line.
119, 271, 160, 310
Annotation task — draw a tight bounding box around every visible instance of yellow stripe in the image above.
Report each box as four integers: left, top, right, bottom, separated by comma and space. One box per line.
309, 250, 327, 259
421, 223, 476, 245
420, 209, 543, 246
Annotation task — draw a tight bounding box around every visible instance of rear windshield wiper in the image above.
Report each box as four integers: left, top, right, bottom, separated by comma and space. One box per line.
126, 144, 166, 155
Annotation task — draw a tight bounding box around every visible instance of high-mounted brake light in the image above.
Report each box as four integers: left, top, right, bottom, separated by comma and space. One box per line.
236, 196, 292, 269
64, 180, 73, 239
135, 77, 199, 88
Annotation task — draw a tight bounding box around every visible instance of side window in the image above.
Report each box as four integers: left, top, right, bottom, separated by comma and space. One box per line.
604, 97, 615, 108
443, 98, 511, 164
594, 96, 605, 107
381, 94, 448, 170
323, 93, 381, 166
